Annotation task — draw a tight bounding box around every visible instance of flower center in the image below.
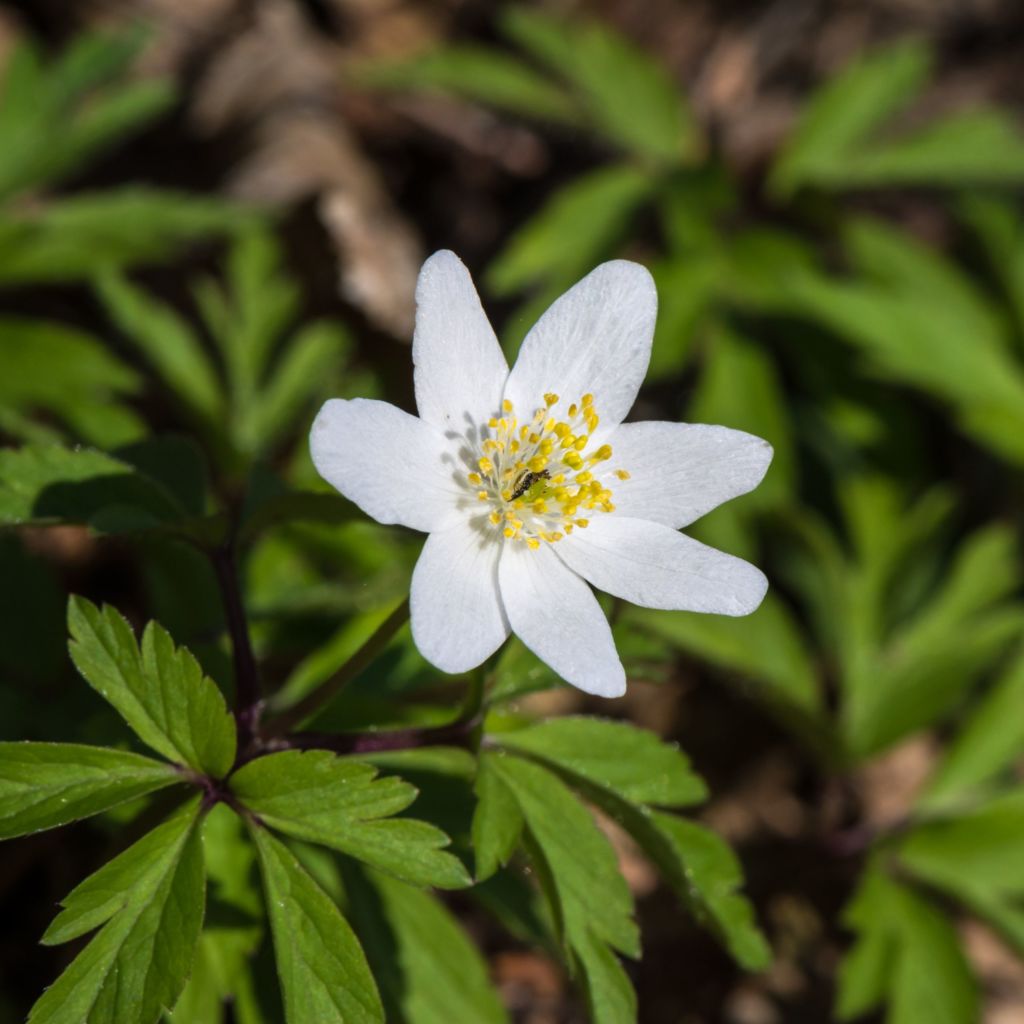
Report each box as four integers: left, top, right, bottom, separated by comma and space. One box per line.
465, 393, 630, 549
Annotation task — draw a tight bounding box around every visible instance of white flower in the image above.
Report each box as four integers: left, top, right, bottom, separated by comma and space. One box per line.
311, 252, 771, 697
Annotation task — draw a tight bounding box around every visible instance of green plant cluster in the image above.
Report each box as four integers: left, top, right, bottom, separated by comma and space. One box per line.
3, 12, 1024, 1024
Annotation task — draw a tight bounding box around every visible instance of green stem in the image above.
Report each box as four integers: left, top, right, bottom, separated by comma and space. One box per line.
262, 597, 411, 738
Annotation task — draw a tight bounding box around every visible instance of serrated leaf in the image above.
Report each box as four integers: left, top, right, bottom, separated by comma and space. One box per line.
68, 597, 236, 777
0, 444, 183, 528
170, 805, 265, 1023
498, 716, 707, 808
472, 754, 523, 881
28, 798, 205, 1024
0, 742, 180, 839
486, 752, 638, 956
249, 824, 383, 1024
486, 164, 653, 296
230, 750, 470, 889
345, 863, 509, 1024
574, 930, 637, 1024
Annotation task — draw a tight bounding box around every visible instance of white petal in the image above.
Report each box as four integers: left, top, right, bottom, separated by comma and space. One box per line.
607, 421, 773, 528
503, 261, 656, 434
498, 541, 625, 697
556, 516, 768, 615
410, 520, 509, 672
413, 250, 509, 435
310, 398, 461, 533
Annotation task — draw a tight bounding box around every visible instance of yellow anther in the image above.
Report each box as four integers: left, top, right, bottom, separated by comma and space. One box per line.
489, 512, 502, 526
532, 500, 547, 514
503, 526, 516, 538
576, 518, 589, 528
510, 440, 520, 453
586, 413, 599, 432
477, 491, 488, 501
575, 471, 594, 485
527, 455, 547, 473
573, 436, 588, 451
468, 472, 482, 485
544, 392, 559, 406
603, 502, 615, 512
563, 452, 583, 469
502, 399, 514, 413
552, 473, 565, 483
488, 418, 499, 429
568, 403, 578, 418
581, 393, 594, 407
615, 469, 631, 480
564, 523, 574, 534
526, 537, 540, 550
553, 422, 571, 438
540, 439, 554, 455
478, 457, 493, 474
544, 418, 556, 432
560, 433, 576, 449
593, 444, 613, 461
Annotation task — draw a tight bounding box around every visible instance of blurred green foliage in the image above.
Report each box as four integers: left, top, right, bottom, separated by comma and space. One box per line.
4, 11, 1024, 1024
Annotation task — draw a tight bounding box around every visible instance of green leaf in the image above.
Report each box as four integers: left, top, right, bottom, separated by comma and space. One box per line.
471, 753, 523, 881
770, 40, 930, 195
497, 716, 707, 807
0, 188, 253, 286
0, 31, 175, 200
361, 46, 577, 123
345, 864, 509, 1024
789, 249, 1024, 465
0, 742, 180, 839
500, 8, 698, 163
0, 317, 143, 447
68, 597, 237, 777
646, 257, 716, 381
28, 798, 205, 1024
627, 594, 820, 715
0, 444, 183, 529
249, 824, 383, 1024
898, 791, 1024, 956
96, 271, 223, 425
230, 750, 470, 889
254, 320, 350, 451
170, 805, 265, 1023
687, 323, 796, 510
486, 164, 653, 296
837, 863, 978, 1024
574, 931, 637, 1024
825, 110, 1024, 189
959, 194, 1024, 337
485, 751, 638, 956
923, 644, 1024, 808
646, 813, 770, 971
239, 490, 357, 545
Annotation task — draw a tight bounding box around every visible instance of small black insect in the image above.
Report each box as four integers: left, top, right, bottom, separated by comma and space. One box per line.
510, 469, 550, 501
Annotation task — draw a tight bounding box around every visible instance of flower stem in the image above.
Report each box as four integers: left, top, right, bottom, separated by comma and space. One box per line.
263, 597, 411, 738
211, 542, 261, 745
